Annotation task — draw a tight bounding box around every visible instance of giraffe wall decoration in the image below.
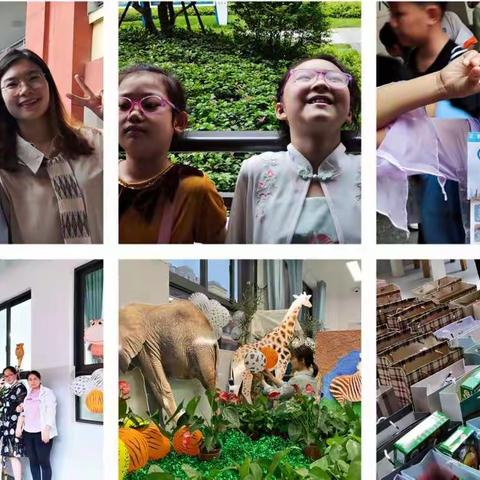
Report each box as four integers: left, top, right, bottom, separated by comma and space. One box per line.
230, 292, 312, 403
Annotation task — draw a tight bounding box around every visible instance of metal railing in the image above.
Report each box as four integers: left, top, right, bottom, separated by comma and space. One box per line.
166, 130, 361, 207
171, 130, 361, 153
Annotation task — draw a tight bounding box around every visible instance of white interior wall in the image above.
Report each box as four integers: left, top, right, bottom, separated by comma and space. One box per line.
0, 260, 102, 480
259, 260, 361, 331
303, 261, 361, 331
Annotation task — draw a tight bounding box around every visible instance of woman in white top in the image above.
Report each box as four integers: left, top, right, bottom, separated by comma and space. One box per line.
262, 345, 318, 400
0, 48, 103, 243
227, 55, 361, 244
16, 370, 57, 480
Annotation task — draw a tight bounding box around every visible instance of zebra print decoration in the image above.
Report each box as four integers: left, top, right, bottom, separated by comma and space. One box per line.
330, 371, 361, 404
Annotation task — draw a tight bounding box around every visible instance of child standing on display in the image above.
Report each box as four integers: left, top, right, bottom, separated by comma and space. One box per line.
227, 55, 361, 244
15, 370, 57, 480
118, 65, 227, 243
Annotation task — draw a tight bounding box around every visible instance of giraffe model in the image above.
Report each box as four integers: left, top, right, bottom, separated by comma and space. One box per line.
230, 292, 312, 403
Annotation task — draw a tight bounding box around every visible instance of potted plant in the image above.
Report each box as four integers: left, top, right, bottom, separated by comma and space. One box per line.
286, 393, 359, 460
235, 394, 274, 439
198, 389, 240, 460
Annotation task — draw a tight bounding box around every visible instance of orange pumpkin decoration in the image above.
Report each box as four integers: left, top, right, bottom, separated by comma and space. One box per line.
138, 423, 171, 460
85, 389, 103, 413
172, 425, 203, 456
260, 346, 279, 370
119, 427, 149, 472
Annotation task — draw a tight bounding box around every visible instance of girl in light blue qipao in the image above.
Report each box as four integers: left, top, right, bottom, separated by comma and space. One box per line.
227, 55, 361, 244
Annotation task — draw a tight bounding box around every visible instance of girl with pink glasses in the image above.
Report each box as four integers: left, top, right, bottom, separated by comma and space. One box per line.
227, 55, 361, 244
118, 65, 226, 243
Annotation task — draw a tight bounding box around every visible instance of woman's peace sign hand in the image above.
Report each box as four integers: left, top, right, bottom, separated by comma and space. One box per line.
67, 74, 103, 120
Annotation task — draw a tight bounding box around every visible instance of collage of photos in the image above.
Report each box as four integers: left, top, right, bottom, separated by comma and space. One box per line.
1, 0, 480, 479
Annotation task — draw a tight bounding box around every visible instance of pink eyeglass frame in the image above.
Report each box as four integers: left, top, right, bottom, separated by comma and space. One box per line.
287, 68, 352, 87
118, 95, 178, 115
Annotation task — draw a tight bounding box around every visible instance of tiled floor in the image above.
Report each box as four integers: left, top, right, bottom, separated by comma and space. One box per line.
380, 260, 480, 298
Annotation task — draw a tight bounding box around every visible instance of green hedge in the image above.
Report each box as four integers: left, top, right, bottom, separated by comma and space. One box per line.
119, 27, 361, 192
322, 2, 361, 18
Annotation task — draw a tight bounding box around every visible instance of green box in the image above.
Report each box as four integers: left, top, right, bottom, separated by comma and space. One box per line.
393, 411, 450, 466
460, 367, 480, 401
438, 425, 479, 470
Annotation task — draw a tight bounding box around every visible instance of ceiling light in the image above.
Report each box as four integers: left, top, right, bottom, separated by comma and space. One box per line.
346, 261, 361, 282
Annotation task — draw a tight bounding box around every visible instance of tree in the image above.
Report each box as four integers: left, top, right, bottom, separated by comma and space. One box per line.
131, 2, 157, 35
232, 2, 331, 61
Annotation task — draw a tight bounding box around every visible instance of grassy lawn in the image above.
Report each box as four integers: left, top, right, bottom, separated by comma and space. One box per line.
119, 9, 360, 33
329, 17, 361, 28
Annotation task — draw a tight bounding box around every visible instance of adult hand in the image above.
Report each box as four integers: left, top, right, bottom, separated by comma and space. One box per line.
41, 427, 50, 444
438, 50, 480, 99
262, 369, 275, 381
67, 74, 103, 120
15, 403, 23, 413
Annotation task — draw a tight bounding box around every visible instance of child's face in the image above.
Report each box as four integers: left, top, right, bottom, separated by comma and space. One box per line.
389, 3, 438, 47
290, 355, 302, 372
276, 59, 351, 139
1, 59, 50, 122
118, 71, 186, 158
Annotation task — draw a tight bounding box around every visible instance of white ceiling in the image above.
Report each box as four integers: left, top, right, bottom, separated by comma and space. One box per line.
0, 3, 26, 51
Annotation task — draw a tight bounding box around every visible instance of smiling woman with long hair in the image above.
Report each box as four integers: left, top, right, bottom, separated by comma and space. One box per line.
0, 48, 103, 243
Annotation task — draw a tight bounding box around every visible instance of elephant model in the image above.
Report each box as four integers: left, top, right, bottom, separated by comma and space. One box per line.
119, 299, 221, 418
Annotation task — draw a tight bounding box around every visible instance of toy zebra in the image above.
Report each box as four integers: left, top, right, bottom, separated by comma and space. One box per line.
330, 370, 361, 404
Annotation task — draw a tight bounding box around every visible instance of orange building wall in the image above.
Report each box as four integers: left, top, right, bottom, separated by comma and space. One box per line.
25, 2, 103, 122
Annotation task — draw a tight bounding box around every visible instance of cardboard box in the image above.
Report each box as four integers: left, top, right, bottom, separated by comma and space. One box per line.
377, 385, 401, 418
451, 291, 480, 318
393, 411, 450, 466
411, 276, 461, 299
428, 282, 477, 304
377, 283, 402, 306
379, 341, 463, 405
438, 425, 480, 470
464, 345, 480, 366
411, 360, 472, 414
440, 369, 480, 422
458, 326, 480, 350
460, 367, 480, 400
377, 298, 420, 326
386, 301, 437, 329
435, 316, 480, 347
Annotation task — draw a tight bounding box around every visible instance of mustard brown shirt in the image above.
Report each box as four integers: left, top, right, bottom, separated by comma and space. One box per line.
119, 163, 226, 244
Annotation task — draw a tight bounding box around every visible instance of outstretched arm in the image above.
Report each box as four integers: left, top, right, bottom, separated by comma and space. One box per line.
377, 50, 480, 130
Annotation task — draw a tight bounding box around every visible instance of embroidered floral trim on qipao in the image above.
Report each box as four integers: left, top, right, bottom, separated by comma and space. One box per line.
255, 159, 279, 219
